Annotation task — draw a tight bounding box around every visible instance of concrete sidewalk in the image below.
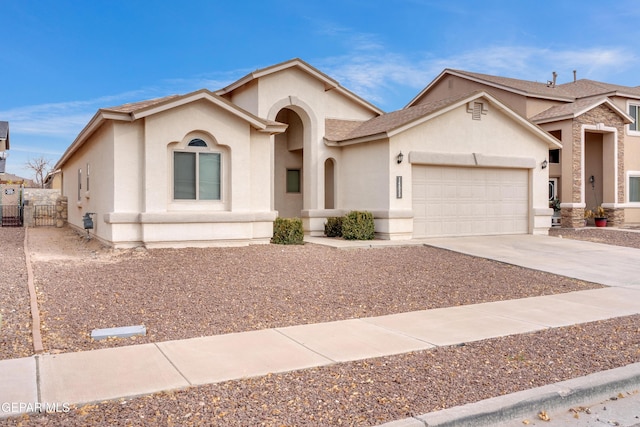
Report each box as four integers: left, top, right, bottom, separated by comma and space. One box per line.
2, 285, 640, 418
3, 233, 640, 422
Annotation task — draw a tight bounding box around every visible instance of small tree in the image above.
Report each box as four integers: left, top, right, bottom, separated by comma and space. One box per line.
24, 156, 52, 188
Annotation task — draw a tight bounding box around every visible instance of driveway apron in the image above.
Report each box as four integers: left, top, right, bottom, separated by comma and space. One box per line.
421, 234, 640, 289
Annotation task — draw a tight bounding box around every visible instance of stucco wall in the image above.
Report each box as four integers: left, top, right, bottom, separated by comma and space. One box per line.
62, 122, 115, 243
340, 140, 390, 211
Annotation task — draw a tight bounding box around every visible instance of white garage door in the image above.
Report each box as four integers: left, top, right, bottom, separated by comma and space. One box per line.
412, 166, 529, 237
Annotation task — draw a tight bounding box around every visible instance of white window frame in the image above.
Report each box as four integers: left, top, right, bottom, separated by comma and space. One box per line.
627, 101, 640, 135
627, 171, 640, 205
172, 138, 222, 202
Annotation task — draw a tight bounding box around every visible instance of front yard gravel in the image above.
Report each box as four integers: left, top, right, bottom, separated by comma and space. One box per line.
26, 228, 604, 354
1, 226, 639, 426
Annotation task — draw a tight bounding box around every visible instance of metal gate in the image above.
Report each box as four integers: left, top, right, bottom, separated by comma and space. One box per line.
1, 184, 23, 227
34, 205, 56, 226
0, 204, 23, 227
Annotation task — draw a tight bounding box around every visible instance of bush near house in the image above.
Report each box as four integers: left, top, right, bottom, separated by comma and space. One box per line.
342, 211, 375, 240
324, 216, 343, 237
271, 217, 304, 245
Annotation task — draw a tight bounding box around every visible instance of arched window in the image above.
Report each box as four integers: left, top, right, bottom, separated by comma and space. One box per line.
174, 138, 221, 200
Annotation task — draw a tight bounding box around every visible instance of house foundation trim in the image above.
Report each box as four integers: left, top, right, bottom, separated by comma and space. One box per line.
105, 211, 278, 224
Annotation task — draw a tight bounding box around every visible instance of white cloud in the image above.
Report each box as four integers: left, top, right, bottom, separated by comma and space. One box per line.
0, 89, 152, 139
319, 44, 640, 111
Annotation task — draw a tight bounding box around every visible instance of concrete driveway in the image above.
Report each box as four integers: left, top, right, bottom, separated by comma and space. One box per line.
422, 234, 640, 289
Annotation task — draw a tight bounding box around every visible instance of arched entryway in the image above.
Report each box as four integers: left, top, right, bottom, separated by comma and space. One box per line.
274, 108, 304, 218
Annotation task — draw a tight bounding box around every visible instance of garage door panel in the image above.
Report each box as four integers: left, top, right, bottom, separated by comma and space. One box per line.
413, 166, 528, 238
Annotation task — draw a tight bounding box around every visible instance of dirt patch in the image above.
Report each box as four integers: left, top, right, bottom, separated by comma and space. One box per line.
27, 227, 128, 263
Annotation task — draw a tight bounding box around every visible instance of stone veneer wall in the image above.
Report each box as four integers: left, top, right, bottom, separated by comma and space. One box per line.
56, 196, 68, 228
564, 104, 625, 227
22, 189, 61, 227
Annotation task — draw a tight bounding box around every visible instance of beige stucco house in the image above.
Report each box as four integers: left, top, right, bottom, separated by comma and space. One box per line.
409, 69, 640, 227
54, 59, 561, 248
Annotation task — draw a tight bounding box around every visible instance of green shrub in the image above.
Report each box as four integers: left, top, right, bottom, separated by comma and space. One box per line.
324, 216, 343, 237
342, 211, 375, 240
271, 217, 304, 245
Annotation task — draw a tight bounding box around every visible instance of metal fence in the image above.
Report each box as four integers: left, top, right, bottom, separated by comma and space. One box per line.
0, 205, 23, 227
34, 205, 56, 227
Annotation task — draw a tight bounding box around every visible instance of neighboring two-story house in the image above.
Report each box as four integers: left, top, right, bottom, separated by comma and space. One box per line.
408, 69, 640, 227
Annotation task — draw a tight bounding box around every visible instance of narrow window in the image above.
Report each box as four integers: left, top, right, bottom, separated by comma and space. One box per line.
198, 153, 221, 200
629, 104, 638, 132
86, 163, 90, 192
77, 168, 82, 201
630, 175, 640, 202
286, 169, 301, 193
174, 152, 196, 199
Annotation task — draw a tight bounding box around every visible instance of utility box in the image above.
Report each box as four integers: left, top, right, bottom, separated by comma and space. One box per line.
82, 212, 94, 229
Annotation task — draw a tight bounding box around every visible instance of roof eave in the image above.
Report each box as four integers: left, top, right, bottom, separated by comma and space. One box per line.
533, 98, 634, 125
532, 114, 574, 125
132, 89, 279, 131
324, 132, 389, 146
260, 123, 289, 135
54, 110, 113, 170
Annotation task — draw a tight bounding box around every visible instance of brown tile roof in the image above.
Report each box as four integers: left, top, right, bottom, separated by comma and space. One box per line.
326, 93, 476, 142
529, 97, 608, 122
450, 69, 576, 99
325, 119, 364, 141
102, 95, 181, 114
530, 96, 632, 124
558, 79, 640, 98
451, 69, 640, 100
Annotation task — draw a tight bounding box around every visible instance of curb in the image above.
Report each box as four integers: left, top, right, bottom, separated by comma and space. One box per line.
378, 362, 640, 427
23, 227, 44, 354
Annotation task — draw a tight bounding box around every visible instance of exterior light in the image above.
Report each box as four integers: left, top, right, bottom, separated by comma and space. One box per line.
541, 159, 548, 169
397, 151, 404, 164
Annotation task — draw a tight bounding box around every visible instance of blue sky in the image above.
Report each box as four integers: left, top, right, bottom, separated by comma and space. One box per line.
2, 0, 639, 180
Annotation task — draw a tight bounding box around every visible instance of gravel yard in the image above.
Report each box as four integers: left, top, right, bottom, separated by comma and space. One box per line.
24, 227, 605, 355
1, 225, 639, 426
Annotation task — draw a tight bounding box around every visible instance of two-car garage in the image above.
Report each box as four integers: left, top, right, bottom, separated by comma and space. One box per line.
412, 165, 529, 238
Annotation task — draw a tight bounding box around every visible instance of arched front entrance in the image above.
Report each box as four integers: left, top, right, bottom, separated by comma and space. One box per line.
274, 108, 304, 218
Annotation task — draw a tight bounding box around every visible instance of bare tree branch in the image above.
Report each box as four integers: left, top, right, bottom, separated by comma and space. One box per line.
24, 156, 53, 188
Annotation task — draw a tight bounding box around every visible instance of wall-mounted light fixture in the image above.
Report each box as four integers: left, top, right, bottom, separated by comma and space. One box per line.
541, 159, 548, 169
397, 151, 404, 164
